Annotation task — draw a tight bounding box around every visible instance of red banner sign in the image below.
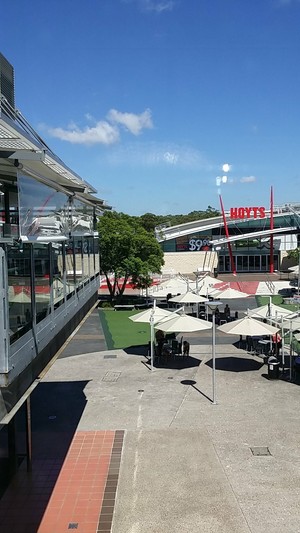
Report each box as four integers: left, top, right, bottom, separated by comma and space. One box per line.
230, 207, 266, 219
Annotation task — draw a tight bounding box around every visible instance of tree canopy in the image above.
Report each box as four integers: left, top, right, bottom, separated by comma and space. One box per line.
98, 211, 164, 300
138, 206, 220, 233
287, 248, 300, 261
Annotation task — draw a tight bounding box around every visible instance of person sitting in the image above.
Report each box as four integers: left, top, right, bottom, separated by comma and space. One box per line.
155, 329, 165, 356
224, 304, 231, 321
183, 340, 190, 356
214, 307, 220, 325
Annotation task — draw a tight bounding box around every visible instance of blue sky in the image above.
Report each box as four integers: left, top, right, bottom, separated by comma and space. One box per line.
1, 0, 300, 215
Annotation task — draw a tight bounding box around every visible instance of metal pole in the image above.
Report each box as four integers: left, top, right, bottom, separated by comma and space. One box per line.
289, 321, 293, 381
212, 311, 216, 404
281, 316, 285, 371
150, 312, 154, 371
297, 248, 300, 297
26, 396, 32, 472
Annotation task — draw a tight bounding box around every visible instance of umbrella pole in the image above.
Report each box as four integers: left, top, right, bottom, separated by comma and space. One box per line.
281, 316, 285, 372
289, 321, 293, 382
212, 311, 216, 404
150, 312, 154, 371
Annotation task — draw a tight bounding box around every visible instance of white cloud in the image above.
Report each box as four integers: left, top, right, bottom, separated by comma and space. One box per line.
163, 151, 178, 165
102, 141, 212, 169
48, 121, 119, 145
47, 108, 153, 145
123, 0, 177, 13
107, 108, 153, 135
240, 175, 256, 183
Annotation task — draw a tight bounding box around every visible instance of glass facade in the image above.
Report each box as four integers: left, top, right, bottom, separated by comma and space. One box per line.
1, 173, 101, 344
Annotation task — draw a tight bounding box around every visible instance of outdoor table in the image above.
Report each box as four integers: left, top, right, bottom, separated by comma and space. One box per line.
258, 339, 272, 355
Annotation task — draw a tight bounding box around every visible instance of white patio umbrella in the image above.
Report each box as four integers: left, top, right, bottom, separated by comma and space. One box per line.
209, 286, 250, 299
288, 265, 299, 273
169, 291, 208, 317
9, 290, 31, 304
129, 303, 174, 371
248, 303, 292, 320
197, 275, 223, 295
155, 312, 212, 333
217, 315, 280, 336
158, 277, 194, 289
149, 277, 195, 298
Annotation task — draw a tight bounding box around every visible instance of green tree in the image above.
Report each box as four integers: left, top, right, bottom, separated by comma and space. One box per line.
287, 248, 300, 262
98, 212, 164, 300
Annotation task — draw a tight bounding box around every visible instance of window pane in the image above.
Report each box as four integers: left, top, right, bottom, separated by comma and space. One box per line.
8, 243, 32, 342
34, 244, 51, 323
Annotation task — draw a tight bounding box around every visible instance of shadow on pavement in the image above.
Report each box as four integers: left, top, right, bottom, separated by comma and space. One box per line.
149, 356, 201, 370
124, 344, 149, 356
206, 356, 264, 372
181, 379, 212, 402
0, 380, 89, 510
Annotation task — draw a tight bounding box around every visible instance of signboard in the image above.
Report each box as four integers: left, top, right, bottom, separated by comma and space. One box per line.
229, 207, 266, 219
188, 238, 212, 251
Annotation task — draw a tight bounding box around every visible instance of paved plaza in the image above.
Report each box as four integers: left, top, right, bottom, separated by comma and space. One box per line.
0, 292, 300, 532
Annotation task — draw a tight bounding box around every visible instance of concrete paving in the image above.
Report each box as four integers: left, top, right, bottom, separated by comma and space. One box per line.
39, 307, 300, 533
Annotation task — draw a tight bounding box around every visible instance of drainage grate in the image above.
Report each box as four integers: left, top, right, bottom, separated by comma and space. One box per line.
138, 389, 144, 392
104, 354, 117, 359
102, 371, 121, 382
68, 524, 78, 530
250, 447, 271, 456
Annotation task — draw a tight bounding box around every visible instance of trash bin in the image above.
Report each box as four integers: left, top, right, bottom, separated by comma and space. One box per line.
267, 356, 280, 380
213, 267, 218, 278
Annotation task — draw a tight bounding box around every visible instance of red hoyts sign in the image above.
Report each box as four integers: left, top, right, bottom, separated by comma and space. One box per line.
230, 207, 266, 219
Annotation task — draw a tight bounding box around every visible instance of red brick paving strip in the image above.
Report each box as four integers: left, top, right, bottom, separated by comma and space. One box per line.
37, 430, 124, 533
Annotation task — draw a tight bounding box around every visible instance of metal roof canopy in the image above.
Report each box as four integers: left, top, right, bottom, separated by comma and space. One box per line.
0, 102, 111, 208
210, 226, 298, 246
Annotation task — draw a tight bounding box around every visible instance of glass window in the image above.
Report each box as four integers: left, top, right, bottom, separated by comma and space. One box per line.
242, 256, 248, 271
236, 256, 243, 272
95, 237, 100, 275
74, 237, 84, 287
7, 243, 32, 342
71, 198, 94, 235
89, 238, 95, 279
18, 173, 70, 239
34, 244, 51, 323
51, 243, 65, 309
65, 240, 76, 298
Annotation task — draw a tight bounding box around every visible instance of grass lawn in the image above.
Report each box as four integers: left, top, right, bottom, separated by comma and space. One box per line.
99, 309, 151, 350
256, 295, 299, 313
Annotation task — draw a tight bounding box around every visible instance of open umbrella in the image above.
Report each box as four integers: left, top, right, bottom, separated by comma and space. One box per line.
155, 312, 212, 333
197, 275, 223, 295
288, 265, 299, 273
209, 286, 250, 299
248, 303, 292, 320
169, 291, 208, 317
217, 315, 280, 336
170, 292, 208, 304
149, 277, 195, 298
129, 306, 173, 324
129, 303, 174, 371
9, 290, 31, 304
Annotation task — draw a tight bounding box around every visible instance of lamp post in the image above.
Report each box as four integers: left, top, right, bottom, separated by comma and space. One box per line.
205, 300, 222, 405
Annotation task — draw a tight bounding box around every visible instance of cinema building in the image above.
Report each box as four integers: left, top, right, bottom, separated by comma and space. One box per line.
156, 199, 300, 276
0, 53, 109, 422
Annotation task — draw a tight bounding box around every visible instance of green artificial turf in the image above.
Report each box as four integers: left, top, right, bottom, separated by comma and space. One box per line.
255, 295, 299, 312
98, 309, 151, 349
